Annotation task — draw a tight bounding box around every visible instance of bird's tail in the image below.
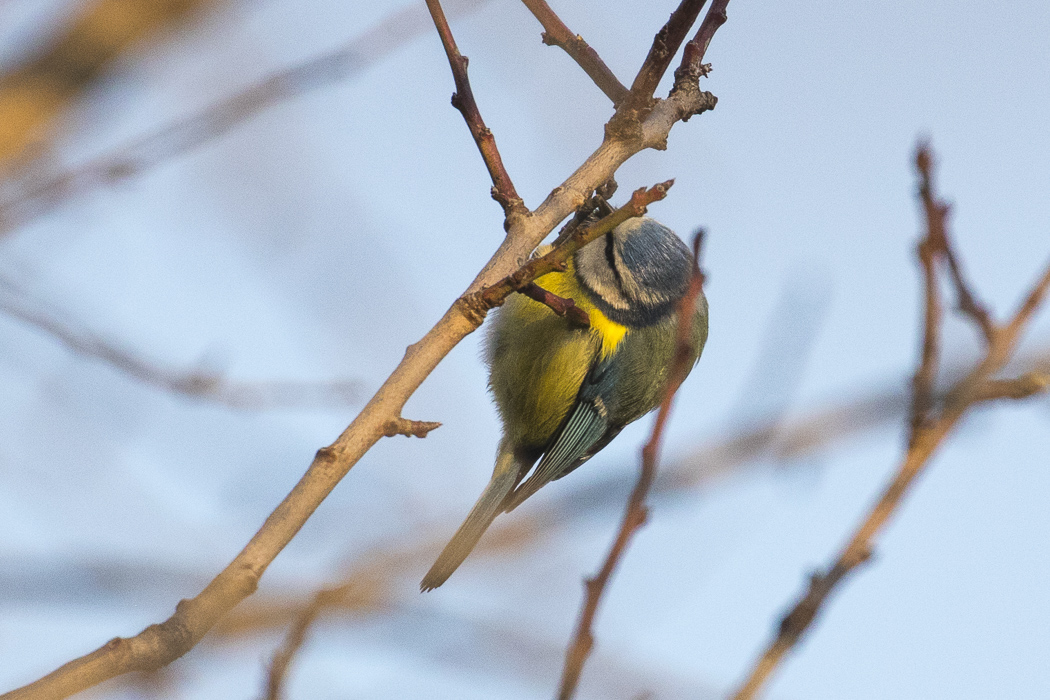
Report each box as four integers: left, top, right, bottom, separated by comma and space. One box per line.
421, 447, 521, 591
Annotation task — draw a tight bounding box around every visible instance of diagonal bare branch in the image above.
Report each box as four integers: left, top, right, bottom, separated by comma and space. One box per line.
425, 0, 528, 224
519, 0, 630, 105
0, 0, 222, 171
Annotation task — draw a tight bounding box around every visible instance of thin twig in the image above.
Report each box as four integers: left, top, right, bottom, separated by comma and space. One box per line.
519, 282, 591, 326
973, 372, 1049, 402
915, 145, 996, 344
674, 0, 730, 87
383, 417, 443, 438
909, 146, 945, 441
519, 0, 629, 105
425, 0, 527, 224
556, 232, 707, 700
263, 597, 324, 700
0, 278, 361, 410
463, 181, 674, 321
0, 0, 491, 238
728, 145, 1050, 700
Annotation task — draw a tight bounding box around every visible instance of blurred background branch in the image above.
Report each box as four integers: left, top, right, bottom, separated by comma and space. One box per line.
0, 275, 363, 409
729, 144, 1050, 700
0, 0, 222, 171
0, 0, 489, 236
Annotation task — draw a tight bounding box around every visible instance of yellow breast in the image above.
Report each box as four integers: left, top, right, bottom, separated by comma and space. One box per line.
530, 261, 627, 359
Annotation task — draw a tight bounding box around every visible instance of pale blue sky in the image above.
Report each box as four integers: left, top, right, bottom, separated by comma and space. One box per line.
1, 1, 1048, 698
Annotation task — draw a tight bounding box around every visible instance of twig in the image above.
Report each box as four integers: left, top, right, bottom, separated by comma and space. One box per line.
0, 278, 362, 410
909, 146, 945, 441
464, 181, 674, 321
519, 282, 591, 326
425, 0, 527, 224
519, 0, 629, 105
1, 7, 723, 697
0, 0, 491, 237
915, 145, 996, 344
626, 0, 710, 110
674, 0, 730, 87
973, 372, 1049, 402
556, 232, 707, 700
383, 417, 443, 438
262, 586, 350, 700
728, 145, 1050, 700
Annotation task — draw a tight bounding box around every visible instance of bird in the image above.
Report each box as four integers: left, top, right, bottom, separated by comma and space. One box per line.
421, 216, 709, 591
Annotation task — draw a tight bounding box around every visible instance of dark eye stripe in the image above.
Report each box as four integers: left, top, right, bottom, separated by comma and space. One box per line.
604, 232, 626, 293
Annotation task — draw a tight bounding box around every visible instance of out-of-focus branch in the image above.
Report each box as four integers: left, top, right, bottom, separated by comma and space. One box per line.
557, 233, 707, 700
0, 278, 362, 410
425, 0, 527, 223
728, 144, 1050, 700
1, 3, 722, 694
0, 0, 490, 237
263, 587, 332, 700
0, 0, 221, 170
519, 0, 630, 105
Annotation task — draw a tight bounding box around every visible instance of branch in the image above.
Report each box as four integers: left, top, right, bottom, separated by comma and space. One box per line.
519, 282, 591, 326
0, 0, 491, 238
463, 180, 674, 321
519, 0, 630, 105
909, 147, 945, 441
0, 278, 362, 410
728, 145, 1050, 700
263, 589, 333, 700
556, 232, 707, 700
973, 372, 1049, 402
617, 0, 710, 125
425, 0, 527, 223
674, 0, 730, 87
1, 9, 723, 697
915, 144, 996, 344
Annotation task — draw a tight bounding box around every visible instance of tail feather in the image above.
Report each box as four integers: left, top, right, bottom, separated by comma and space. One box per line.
421, 449, 521, 591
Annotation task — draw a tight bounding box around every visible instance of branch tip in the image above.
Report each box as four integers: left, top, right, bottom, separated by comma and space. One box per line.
383, 417, 442, 439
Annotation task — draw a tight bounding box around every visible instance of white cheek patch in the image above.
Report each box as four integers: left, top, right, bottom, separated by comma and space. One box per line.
575, 238, 631, 310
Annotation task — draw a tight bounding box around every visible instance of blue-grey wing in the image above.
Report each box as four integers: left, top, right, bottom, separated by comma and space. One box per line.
502, 359, 618, 512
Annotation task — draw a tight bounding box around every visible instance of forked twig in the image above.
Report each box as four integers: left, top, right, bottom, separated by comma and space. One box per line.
556, 232, 707, 700
728, 144, 1050, 700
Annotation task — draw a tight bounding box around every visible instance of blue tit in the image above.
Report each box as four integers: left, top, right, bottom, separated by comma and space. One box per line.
421, 216, 709, 591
